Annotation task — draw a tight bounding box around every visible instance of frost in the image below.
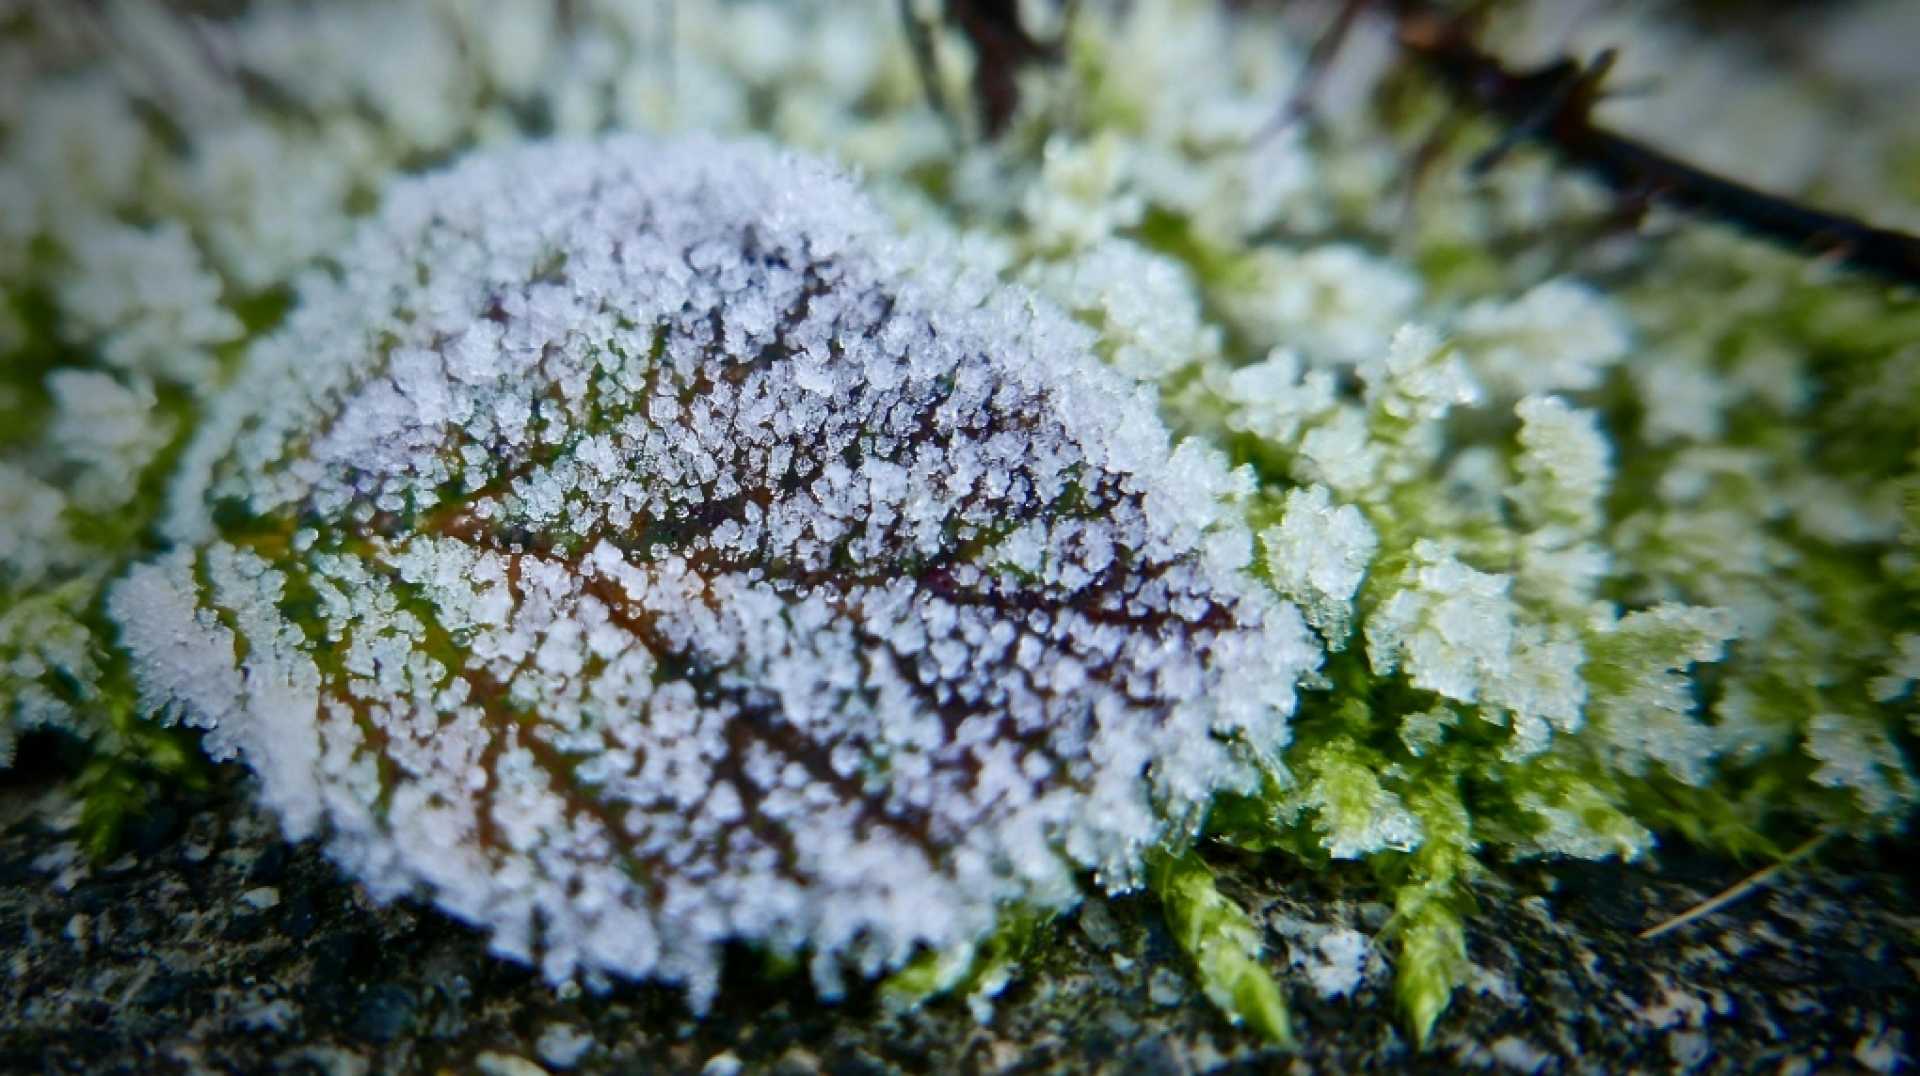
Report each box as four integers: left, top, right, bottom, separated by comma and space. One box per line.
1870, 634, 1920, 703
111, 135, 1318, 1006
535, 1022, 595, 1069
10, 78, 147, 213
3, 0, 1915, 1043
1511, 396, 1613, 613
1222, 245, 1421, 367
1260, 485, 1377, 646
1366, 541, 1585, 760
1585, 604, 1736, 786
1023, 240, 1218, 381
1511, 396, 1610, 537
0, 465, 73, 587
1360, 326, 1482, 430
1021, 135, 1143, 253
0, 589, 98, 764
1509, 762, 1653, 861
175, 121, 362, 292
1805, 712, 1914, 816
1454, 280, 1631, 398
1294, 739, 1423, 860
1633, 357, 1737, 445
1298, 927, 1371, 999
1367, 543, 1515, 704
46, 371, 175, 513
1211, 349, 1339, 447
56, 220, 241, 387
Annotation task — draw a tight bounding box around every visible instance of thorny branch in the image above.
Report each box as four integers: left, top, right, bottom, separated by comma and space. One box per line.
1360, 2, 1920, 285
910, 0, 1920, 285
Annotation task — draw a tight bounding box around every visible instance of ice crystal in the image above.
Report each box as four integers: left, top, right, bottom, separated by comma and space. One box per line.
109, 134, 1318, 1005
1260, 485, 1377, 647
1454, 281, 1630, 399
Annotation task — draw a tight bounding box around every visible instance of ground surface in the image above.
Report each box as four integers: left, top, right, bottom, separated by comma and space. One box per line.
1, 744, 1915, 1075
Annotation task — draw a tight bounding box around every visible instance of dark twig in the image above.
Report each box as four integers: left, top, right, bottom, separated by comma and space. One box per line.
897, 0, 1060, 139
1392, 7, 1920, 285
1263, 0, 1368, 138
896, 0, 957, 136
948, 0, 1057, 136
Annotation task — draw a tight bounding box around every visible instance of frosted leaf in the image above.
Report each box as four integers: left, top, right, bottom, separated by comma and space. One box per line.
1453, 280, 1630, 398
1260, 485, 1377, 647
112, 134, 1318, 1008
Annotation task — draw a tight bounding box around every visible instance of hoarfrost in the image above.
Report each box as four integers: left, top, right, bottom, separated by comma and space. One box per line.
1805, 712, 1915, 815
1454, 280, 1630, 398
1302, 927, 1371, 999
1260, 485, 1377, 647
109, 134, 1318, 1007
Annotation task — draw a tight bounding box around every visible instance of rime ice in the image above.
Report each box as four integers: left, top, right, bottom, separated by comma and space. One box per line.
109, 135, 1317, 1005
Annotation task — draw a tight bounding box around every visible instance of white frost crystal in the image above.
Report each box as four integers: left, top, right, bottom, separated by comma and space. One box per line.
55, 219, 242, 387
46, 371, 175, 513
1454, 280, 1630, 399
1261, 485, 1377, 646
109, 135, 1318, 1006
1805, 712, 1914, 816
1366, 540, 1585, 760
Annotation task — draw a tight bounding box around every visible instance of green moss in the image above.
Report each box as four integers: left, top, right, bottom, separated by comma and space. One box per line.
1149, 847, 1294, 1047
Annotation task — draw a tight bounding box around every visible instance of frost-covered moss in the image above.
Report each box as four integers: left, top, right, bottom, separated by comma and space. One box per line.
1, 0, 1916, 1045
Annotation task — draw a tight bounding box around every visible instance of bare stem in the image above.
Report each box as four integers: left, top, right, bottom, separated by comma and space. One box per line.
1639, 831, 1834, 942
